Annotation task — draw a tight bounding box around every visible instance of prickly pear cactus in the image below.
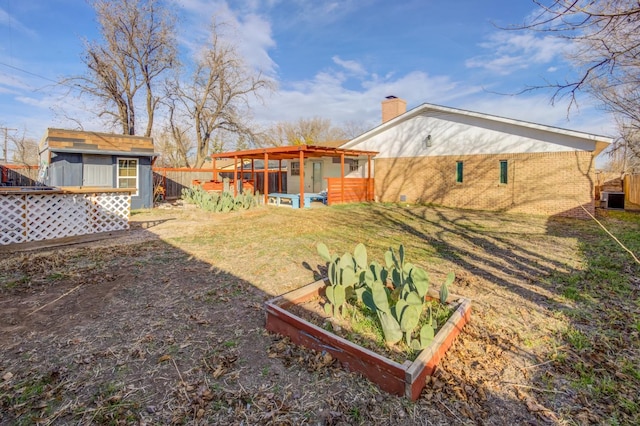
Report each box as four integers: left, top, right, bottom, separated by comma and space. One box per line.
440, 272, 454, 304
317, 243, 368, 317
317, 242, 455, 351
181, 186, 260, 214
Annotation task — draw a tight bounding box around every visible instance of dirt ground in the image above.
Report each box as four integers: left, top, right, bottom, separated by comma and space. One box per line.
0, 203, 637, 425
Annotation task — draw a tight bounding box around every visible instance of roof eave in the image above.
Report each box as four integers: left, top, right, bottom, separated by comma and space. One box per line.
344, 102, 615, 148
49, 147, 159, 157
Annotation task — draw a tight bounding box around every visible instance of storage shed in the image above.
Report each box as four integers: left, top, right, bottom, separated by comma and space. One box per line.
39, 128, 157, 209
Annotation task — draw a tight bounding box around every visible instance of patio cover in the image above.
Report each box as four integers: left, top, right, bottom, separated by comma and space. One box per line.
210, 145, 379, 207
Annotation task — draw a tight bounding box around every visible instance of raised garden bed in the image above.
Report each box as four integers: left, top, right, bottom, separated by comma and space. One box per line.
265, 279, 471, 401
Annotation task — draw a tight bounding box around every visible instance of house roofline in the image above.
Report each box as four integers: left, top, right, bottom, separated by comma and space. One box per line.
343, 102, 614, 151
43, 128, 153, 142
46, 147, 159, 157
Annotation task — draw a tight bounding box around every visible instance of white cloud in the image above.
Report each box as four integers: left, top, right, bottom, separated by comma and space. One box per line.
0, 72, 29, 93
235, 14, 277, 74
331, 56, 367, 77
466, 32, 569, 75
0, 7, 38, 39
171, 0, 277, 74
285, 0, 365, 27
251, 66, 485, 130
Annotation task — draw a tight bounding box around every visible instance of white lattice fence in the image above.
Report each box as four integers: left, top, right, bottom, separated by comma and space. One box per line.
90, 193, 130, 233
0, 191, 130, 246
0, 194, 27, 245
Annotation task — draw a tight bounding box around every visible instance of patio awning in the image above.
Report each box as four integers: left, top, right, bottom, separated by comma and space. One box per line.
210, 144, 379, 208
210, 144, 378, 161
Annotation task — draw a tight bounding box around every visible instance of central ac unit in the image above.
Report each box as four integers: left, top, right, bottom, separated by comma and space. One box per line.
601, 191, 625, 209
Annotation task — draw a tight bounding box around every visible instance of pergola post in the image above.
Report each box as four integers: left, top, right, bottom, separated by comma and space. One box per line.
212, 157, 217, 181
367, 155, 372, 201
340, 153, 345, 204
263, 152, 269, 205
278, 159, 282, 192
233, 156, 238, 196
251, 159, 255, 193
299, 150, 304, 208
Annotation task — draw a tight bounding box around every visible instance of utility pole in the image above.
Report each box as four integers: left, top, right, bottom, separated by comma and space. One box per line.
1, 127, 17, 163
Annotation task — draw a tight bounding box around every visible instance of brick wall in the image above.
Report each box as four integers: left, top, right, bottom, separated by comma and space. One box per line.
374, 151, 596, 218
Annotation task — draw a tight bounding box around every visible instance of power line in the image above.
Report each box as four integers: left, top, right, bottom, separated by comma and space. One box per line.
0, 61, 62, 85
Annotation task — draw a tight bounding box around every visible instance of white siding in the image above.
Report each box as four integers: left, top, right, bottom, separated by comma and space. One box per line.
350, 112, 599, 159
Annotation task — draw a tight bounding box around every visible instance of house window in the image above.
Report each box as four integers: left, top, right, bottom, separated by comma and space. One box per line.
349, 159, 359, 172
456, 161, 463, 183
499, 160, 508, 184
118, 158, 138, 196
290, 161, 300, 176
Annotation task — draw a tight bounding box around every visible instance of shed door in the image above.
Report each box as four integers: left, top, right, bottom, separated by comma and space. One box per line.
82, 154, 113, 187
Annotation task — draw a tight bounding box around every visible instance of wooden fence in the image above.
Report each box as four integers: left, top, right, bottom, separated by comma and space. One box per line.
153, 167, 286, 199
0, 165, 38, 186
625, 174, 640, 207
153, 168, 216, 200
326, 177, 374, 205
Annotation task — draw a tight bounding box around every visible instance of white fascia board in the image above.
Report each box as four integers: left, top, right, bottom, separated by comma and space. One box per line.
343, 103, 614, 151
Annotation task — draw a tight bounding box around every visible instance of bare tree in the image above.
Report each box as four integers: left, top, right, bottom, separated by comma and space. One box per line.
154, 99, 195, 167
516, 1, 640, 108
341, 119, 370, 140
515, 1, 640, 166
169, 21, 272, 168
256, 117, 350, 147
605, 121, 640, 173
74, 0, 177, 136
154, 124, 194, 168
10, 130, 39, 166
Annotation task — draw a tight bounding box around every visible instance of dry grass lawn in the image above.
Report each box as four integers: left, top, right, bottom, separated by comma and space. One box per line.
0, 202, 638, 425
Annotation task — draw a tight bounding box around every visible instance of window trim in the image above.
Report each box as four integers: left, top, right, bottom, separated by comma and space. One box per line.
290, 161, 300, 176
499, 160, 508, 185
456, 161, 463, 183
117, 157, 139, 196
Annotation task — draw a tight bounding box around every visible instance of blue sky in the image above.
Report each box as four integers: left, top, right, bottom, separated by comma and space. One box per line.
0, 0, 615, 154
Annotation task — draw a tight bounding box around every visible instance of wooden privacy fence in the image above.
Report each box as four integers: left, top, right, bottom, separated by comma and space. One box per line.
153, 167, 286, 199
326, 177, 374, 205
153, 168, 216, 200
626, 174, 640, 206
0, 165, 38, 186
0, 187, 131, 246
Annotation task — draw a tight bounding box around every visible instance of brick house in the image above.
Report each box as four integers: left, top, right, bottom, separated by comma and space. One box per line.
341, 97, 613, 218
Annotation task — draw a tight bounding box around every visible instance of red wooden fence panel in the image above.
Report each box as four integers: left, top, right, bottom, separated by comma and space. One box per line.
326, 178, 374, 205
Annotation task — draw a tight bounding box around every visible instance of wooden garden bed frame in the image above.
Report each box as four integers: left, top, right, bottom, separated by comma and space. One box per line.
265, 279, 472, 400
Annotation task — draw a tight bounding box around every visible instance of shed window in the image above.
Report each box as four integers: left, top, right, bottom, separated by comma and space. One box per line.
118, 158, 138, 196
290, 161, 300, 176
499, 160, 508, 184
456, 161, 463, 183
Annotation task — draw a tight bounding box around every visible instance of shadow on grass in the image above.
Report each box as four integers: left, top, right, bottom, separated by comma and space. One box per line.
2, 204, 638, 424
315, 203, 640, 423
0, 226, 334, 425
